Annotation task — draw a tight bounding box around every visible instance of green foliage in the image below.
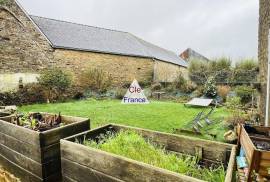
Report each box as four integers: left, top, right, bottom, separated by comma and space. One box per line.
225, 97, 246, 126
188, 57, 258, 85
38, 68, 72, 102
39, 68, 71, 91
204, 76, 217, 98
115, 88, 126, 99
79, 67, 112, 93
0, 83, 46, 106
84, 130, 225, 182
233, 59, 258, 84
226, 97, 241, 110
171, 74, 197, 93
0, 0, 7, 5
234, 85, 255, 104
188, 59, 209, 85
209, 57, 232, 84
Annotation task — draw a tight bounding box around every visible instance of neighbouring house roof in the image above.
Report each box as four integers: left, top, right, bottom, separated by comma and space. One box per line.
179, 48, 209, 62
30, 16, 188, 67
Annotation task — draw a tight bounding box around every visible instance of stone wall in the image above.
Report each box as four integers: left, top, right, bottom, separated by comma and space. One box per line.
53, 49, 154, 86
0, 0, 54, 73
153, 60, 188, 82
258, 0, 270, 123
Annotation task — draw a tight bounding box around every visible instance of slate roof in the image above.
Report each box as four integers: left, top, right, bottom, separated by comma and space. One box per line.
30, 16, 187, 67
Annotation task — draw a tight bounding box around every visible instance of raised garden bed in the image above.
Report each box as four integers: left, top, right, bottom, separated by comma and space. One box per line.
0, 112, 90, 182
237, 124, 270, 181
61, 124, 236, 182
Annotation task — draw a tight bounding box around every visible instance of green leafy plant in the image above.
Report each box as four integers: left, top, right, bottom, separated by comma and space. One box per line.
225, 97, 246, 126
188, 59, 210, 85
78, 67, 112, 94
232, 59, 258, 84
204, 76, 217, 98
83, 130, 225, 182
209, 57, 232, 84
234, 85, 255, 104
38, 68, 72, 103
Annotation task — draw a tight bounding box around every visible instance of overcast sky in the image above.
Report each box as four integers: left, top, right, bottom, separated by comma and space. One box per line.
17, 0, 259, 63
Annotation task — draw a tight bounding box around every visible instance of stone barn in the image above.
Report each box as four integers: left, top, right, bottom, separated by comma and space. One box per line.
258, 0, 270, 125
0, 0, 188, 91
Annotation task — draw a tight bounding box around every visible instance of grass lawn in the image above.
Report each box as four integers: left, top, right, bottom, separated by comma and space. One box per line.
19, 99, 229, 141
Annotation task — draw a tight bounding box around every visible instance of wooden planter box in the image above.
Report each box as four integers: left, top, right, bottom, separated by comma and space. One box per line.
0, 113, 90, 182
61, 124, 236, 182
237, 124, 270, 181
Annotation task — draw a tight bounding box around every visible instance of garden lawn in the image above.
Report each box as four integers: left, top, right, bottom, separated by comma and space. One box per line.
19, 99, 229, 141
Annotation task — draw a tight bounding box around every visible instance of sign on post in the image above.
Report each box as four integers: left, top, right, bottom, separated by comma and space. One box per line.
122, 79, 149, 104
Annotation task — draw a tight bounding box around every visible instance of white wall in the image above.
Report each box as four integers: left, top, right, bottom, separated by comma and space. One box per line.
0, 73, 39, 92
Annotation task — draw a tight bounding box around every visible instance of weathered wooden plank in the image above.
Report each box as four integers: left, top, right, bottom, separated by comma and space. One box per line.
43, 172, 62, 182
63, 175, 77, 182
0, 143, 43, 177
41, 158, 61, 179
240, 129, 254, 163
0, 153, 42, 182
64, 124, 115, 143
41, 143, 60, 162
261, 151, 270, 160
61, 140, 205, 182
0, 119, 40, 146
225, 146, 236, 182
0, 131, 41, 163
260, 159, 270, 167
40, 119, 90, 147
62, 158, 124, 182
113, 124, 234, 162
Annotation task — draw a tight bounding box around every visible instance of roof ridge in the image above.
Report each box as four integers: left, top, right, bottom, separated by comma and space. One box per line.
29, 15, 129, 34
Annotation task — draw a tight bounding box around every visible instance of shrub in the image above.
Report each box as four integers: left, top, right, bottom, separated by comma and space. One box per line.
185, 81, 197, 93
188, 59, 209, 85
192, 86, 204, 97
209, 57, 232, 84
79, 68, 112, 94
226, 97, 241, 110
217, 85, 231, 102
204, 76, 217, 98
225, 96, 246, 126
0, 83, 46, 106
38, 68, 72, 102
234, 85, 255, 104
232, 59, 258, 85
173, 74, 187, 89
115, 88, 126, 99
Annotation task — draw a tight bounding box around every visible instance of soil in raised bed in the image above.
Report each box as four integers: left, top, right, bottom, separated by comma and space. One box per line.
244, 125, 270, 151
82, 130, 226, 182
8, 112, 65, 132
